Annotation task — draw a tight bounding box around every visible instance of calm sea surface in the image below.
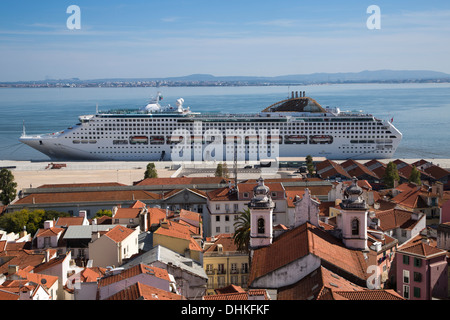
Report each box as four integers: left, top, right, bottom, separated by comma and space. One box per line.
1, 83, 449, 161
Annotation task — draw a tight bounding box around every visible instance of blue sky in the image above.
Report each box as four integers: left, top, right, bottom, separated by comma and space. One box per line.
0, 0, 449, 81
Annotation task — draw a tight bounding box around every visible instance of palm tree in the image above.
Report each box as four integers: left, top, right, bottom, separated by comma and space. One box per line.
233, 208, 251, 253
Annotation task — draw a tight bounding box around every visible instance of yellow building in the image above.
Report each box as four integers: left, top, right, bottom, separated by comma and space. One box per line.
203, 234, 250, 295
153, 219, 203, 263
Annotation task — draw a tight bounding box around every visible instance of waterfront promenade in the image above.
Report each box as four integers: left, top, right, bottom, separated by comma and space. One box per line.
1, 158, 449, 193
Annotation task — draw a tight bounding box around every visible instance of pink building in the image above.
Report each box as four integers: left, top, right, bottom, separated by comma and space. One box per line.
441, 198, 450, 224
396, 238, 448, 300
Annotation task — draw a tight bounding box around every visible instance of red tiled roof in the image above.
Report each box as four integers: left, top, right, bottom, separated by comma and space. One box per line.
135, 177, 228, 186
375, 209, 421, 231
203, 289, 269, 300
0, 289, 19, 300
55, 217, 85, 227
249, 223, 369, 286
13, 190, 160, 205
424, 165, 450, 180
333, 289, 404, 300
277, 266, 364, 300
398, 241, 447, 258
35, 227, 65, 238
204, 234, 239, 254
107, 282, 184, 300
113, 208, 142, 219
98, 263, 170, 287
38, 182, 126, 188
104, 225, 136, 243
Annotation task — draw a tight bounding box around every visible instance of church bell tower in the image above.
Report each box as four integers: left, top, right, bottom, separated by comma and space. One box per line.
248, 177, 275, 250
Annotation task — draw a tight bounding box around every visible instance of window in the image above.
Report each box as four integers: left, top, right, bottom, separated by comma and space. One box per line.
403, 270, 410, 284
403, 255, 410, 265
215, 204, 220, 211
231, 263, 237, 274
216, 215, 220, 222
257, 218, 265, 234
351, 219, 359, 235
414, 258, 422, 268
403, 285, 410, 299
413, 272, 422, 282
413, 287, 421, 298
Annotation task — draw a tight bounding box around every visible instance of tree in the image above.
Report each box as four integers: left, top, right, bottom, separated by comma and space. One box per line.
233, 208, 251, 253
383, 161, 400, 188
214, 163, 229, 178
0, 168, 17, 205
95, 209, 112, 218
305, 155, 315, 176
144, 162, 158, 179
0, 209, 69, 235
408, 166, 421, 185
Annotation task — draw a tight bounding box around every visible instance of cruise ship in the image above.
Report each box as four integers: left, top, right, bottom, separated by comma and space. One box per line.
19, 91, 402, 161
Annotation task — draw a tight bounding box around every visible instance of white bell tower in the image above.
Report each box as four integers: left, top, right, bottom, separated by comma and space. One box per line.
337, 177, 368, 250
248, 177, 275, 250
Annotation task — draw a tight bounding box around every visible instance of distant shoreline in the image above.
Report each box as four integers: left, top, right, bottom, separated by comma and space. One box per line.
1, 79, 450, 89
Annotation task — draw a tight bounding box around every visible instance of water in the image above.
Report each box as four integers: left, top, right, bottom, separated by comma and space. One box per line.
1, 83, 449, 161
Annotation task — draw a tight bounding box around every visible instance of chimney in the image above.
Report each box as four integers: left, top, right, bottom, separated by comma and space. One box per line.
291, 91, 294, 99
44, 220, 54, 229
8, 265, 19, 276
79, 210, 87, 218
295, 91, 298, 98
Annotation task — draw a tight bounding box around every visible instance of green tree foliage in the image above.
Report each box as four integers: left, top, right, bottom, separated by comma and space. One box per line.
233, 208, 251, 253
95, 209, 112, 218
408, 166, 422, 185
0, 168, 18, 205
383, 161, 400, 188
144, 162, 158, 179
0, 209, 69, 235
305, 155, 315, 176
215, 163, 229, 178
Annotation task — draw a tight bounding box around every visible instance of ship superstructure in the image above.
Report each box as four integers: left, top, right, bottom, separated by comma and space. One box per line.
19, 91, 402, 161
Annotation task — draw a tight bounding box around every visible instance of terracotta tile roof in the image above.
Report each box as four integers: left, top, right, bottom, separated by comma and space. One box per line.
398, 241, 447, 258
424, 165, 450, 180
333, 289, 404, 300
16, 268, 59, 290
375, 209, 421, 231
79, 267, 108, 282
249, 223, 369, 286
130, 200, 146, 208
35, 227, 65, 238
13, 190, 160, 205
207, 187, 239, 201
215, 284, 246, 294
98, 263, 170, 287
204, 234, 239, 254
277, 266, 364, 300
55, 217, 85, 227
113, 208, 143, 219
391, 185, 432, 209
38, 182, 126, 188
135, 177, 228, 186
203, 289, 270, 300
340, 160, 379, 180
104, 225, 136, 243
316, 160, 352, 180
0, 289, 19, 300
154, 219, 198, 242
148, 208, 168, 227
106, 282, 184, 300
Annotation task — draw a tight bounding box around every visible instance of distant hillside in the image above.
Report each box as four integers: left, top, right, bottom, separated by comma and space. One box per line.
91, 69, 450, 83
2, 70, 450, 87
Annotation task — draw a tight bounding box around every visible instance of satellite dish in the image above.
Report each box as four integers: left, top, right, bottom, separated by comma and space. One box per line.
41, 279, 47, 285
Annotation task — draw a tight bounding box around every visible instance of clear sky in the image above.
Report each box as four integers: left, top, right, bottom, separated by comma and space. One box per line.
1, 0, 449, 81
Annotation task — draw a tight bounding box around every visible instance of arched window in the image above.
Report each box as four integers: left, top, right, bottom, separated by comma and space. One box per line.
257, 218, 265, 234
351, 218, 359, 236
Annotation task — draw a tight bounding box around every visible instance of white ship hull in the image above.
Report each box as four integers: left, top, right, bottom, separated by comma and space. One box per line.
19, 92, 402, 161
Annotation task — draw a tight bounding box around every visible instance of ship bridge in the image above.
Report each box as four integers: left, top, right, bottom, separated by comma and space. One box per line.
261, 91, 326, 113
